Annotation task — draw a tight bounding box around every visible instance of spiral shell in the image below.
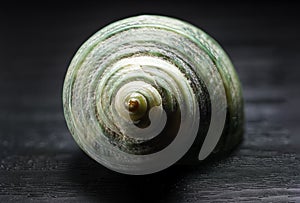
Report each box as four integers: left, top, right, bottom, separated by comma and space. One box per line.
63, 15, 243, 175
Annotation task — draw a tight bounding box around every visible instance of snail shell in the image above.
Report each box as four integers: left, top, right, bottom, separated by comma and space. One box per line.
63, 15, 244, 175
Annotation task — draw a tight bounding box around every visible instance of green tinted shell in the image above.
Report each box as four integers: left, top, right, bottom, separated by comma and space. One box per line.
63, 15, 243, 175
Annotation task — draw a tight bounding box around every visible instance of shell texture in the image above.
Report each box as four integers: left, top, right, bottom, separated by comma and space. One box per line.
63, 15, 244, 175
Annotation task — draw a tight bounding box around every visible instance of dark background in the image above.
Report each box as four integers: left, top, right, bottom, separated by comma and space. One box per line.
1, 1, 299, 202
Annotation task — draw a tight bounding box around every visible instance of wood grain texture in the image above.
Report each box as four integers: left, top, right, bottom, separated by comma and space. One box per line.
1, 2, 299, 202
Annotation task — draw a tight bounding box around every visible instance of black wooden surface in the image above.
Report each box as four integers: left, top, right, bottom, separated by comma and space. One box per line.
1, 2, 300, 202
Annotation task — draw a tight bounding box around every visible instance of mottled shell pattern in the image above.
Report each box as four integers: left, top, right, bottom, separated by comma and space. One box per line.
63, 15, 243, 175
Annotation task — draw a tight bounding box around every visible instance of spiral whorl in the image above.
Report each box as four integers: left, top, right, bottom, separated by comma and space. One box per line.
63, 15, 243, 175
